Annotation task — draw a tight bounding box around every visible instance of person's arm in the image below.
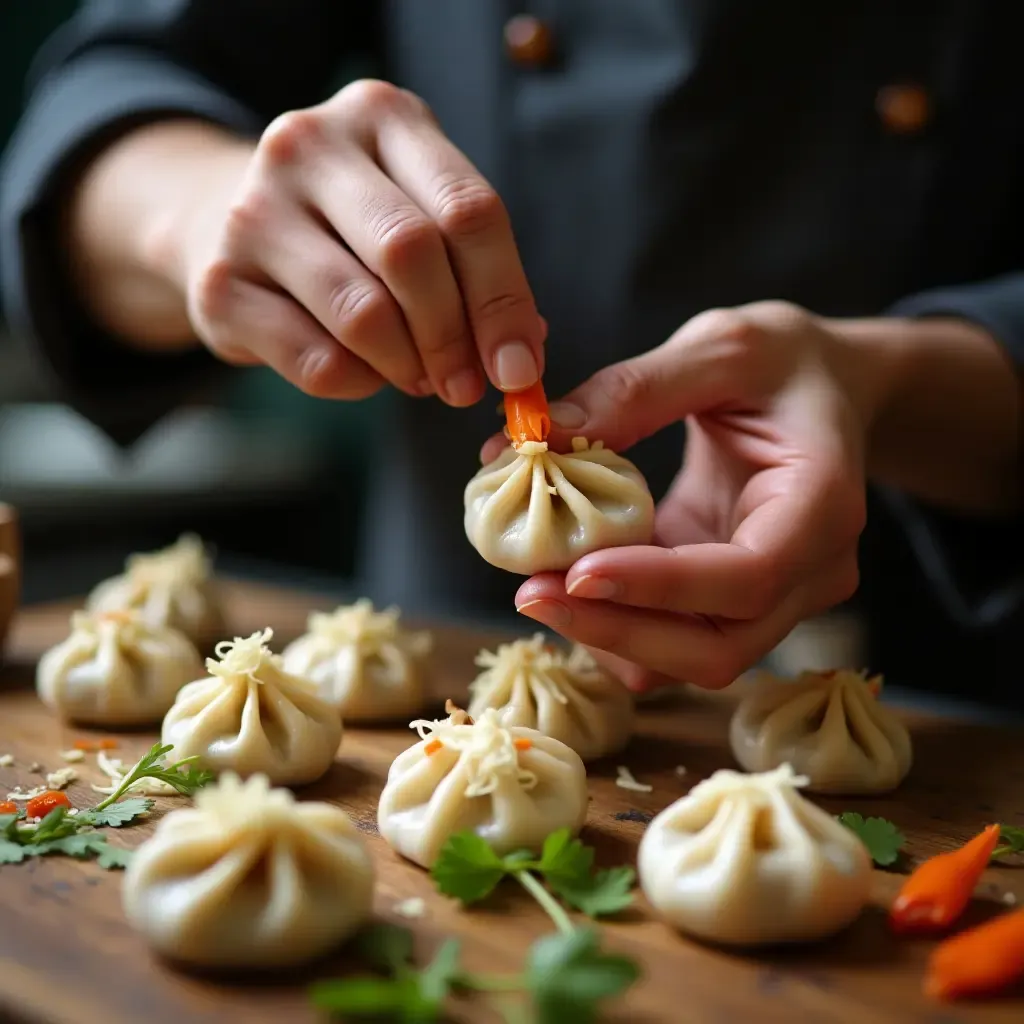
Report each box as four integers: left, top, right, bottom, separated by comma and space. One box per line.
0, 0, 375, 445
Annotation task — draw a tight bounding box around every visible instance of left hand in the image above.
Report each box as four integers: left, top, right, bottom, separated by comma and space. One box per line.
491, 301, 874, 691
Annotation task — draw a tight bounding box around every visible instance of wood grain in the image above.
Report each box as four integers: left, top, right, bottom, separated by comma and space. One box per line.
2, 579, 1023, 1024
0, 504, 19, 659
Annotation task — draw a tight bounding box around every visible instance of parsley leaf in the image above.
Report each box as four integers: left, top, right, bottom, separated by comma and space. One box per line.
309, 976, 422, 1018
526, 929, 640, 1024
92, 742, 213, 810
993, 825, 1024, 860
430, 832, 511, 903
553, 867, 637, 918
78, 797, 153, 828
0, 839, 28, 864
537, 830, 594, 889
837, 812, 905, 867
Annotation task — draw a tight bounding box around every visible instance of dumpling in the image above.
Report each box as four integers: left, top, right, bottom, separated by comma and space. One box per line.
638, 764, 872, 947
122, 772, 374, 968
36, 610, 203, 725
729, 669, 912, 794
281, 599, 432, 721
161, 628, 342, 785
87, 533, 225, 648
467, 634, 633, 761
464, 439, 655, 574
377, 702, 588, 868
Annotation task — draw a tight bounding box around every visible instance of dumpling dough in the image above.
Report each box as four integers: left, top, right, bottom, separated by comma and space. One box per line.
378, 703, 588, 868
464, 438, 655, 574
87, 534, 225, 648
36, 610, 203, 725
467, 634, 633, 761
638, 764, 872, 947
281, 599, 432, 721
729, 669, 912, 794
162, 628, 342, 785
122, 772, 374, 968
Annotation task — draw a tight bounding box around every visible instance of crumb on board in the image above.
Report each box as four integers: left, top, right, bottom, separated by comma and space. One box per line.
45, 767, 78, 790
674, 765, 687, 777
28, 762, 42, 773
394, 897, 426, 919
6, 785, 47, 801
59, 749, 86, 764
0, 754, 13, 767
614, 809, 653, 824
615, 765, 653, 793
1004, 892, 1018, 906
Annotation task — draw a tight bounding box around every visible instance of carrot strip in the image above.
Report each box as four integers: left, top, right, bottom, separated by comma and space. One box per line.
889, 824, 1002, 934
98, 738, 118, 750
504, 380, 551, 446
925, 907, 1024, 1000
513, 738, 533, 752
0, 801, 16, 814
424, 739, 443, 756
72, 739, 97, 751
25, 791, 71, 819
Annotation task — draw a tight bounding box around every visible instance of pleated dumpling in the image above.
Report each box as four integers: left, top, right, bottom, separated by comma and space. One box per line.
87, 534, 225, 648
281, 599, 432, 721
161, 628, 342, 785
467, 634, 633, 761
36, 610, 203, 725
122, 773, 374, 967
638, 765, 872, 947
464, 438, 655, 574
377, 702, 588, 868
729, 669, 912, 794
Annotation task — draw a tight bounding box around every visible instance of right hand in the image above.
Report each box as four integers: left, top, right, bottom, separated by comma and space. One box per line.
175, 80, 546, 405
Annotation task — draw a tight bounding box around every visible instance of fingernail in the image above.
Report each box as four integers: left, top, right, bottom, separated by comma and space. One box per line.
443, 368, 483, 406
549, 401, 587, 429
516, 599, 572, 628
566, 574, 620, 600
494, 341, 539, 391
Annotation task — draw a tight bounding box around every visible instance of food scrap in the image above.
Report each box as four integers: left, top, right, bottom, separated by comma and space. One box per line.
45, 767, 77, 790
674, 765, 687, 777
615, 766, 653, 793
0, 754, 13, 768
890, 824, 1001, 934
614, 809, 653, 825
393, 897, 426, 919
59, 749, 86, 763
25, 790, 70, 819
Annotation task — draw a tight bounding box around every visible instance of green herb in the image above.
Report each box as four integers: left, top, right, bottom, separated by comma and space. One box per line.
992, 825, 1024, 860
92, 742, 213, 810
78, 796, 154, 827
837, 812, 905, 867
313, 832, 640, 1022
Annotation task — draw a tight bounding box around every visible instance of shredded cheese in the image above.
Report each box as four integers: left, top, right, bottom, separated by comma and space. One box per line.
393, 897, 426, 919
6, 786, 46, 802
59, 749, 86, 763
205, 627, 281, 683
408, 707, 537, 797
45, 767, 77, 790
0, 754, 12, 767
615, 766, 653, 793
306, 599, 432, 656
191, 772, 296, 831
90, 750, 181, 797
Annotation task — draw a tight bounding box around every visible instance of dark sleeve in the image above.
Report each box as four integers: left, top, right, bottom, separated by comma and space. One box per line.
0, 0, 377, 447
881, 274, 1024, 631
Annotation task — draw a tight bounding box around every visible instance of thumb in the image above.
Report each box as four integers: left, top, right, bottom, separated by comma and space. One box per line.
547, 311, 742, 452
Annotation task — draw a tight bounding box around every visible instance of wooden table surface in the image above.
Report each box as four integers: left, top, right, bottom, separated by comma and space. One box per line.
2, 579, 1023, 1024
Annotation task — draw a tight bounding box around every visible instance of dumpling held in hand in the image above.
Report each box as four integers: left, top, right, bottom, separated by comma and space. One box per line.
123, 772, 374, 968
729, 668, 912, 794
281, 599, 432, 721
467, 634, 633, 761
638, 764, 872, 947
378, 702, 588, 868
162, 628, 342, 785
36, 610, 203, 725
87, 534, 225, 648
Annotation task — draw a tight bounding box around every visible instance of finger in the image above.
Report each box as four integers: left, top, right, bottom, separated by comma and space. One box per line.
581, 646, 678, 694
514, 569, 836, 689
301, 145, 481, 406
377, 115, 546, 393
193, 269, 385, 400
253, 207, 428, 396
480, 430, 509, 464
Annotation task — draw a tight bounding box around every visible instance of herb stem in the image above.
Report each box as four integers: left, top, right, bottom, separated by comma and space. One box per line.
459, 972, 524, 993
514, 869, 575, 936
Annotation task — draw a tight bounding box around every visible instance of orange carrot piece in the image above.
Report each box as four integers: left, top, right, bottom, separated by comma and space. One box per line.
890, 824, 1002, 934
513, 738, 533, 751
98, 738, 118, 750
0, 801, 16, 814
925, 907, 1024, 1000
424, 739, 443, 756
25, 791, 71, 819
72, 739, 97, 751
504, 380, 551, 446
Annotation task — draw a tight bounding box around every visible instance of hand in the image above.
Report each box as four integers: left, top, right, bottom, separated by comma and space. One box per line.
173, 81, 546, 403
505, 302, 871, 691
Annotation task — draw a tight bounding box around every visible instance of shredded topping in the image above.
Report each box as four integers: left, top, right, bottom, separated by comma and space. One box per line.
686, 763, 810, 807
69, 608, 149, 642
394, 896, 427, 919
408, 707, 538, 797
306, 599, 432, 656
616, 766, 653, 793
192, 772, 297, 830
45, 768, 77, 790
205, 627, 280, 683
91, 750, 181, 797
0, 754, 12, 768
6, 786, 47, 802
60, 749, 86, 763
125, 533, 211, 587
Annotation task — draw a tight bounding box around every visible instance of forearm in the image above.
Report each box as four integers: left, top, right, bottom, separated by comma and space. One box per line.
66, 119, 254, 351
835, 316, 1021, 515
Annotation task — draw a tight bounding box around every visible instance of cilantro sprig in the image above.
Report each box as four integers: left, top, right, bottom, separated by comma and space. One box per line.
92, 742, 213, 810
837, 812, 905, 868
311, 830, 640, 1023
992, 825, 1024, 861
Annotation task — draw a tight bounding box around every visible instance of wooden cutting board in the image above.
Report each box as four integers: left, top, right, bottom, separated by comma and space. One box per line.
1, 579, 1023, 1024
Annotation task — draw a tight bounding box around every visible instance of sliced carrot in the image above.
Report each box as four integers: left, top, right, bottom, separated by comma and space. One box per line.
513, 738, 533, 752
25, 790, 71, 819
504, 380, 551, 446
72, 739, 97, 751
424, 739, 443, 756
98, 738, 118, 750
925, 907, 1024, 1000
0, 801, 16, 814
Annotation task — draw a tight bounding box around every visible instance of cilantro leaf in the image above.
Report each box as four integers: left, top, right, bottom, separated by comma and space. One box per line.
537, 830, 594, 890
309, 976, 423, 1019
551, 866, 636, 919
837, 812, 905, 867
993, 825, 1024, 860
417, 939, 461, 1004
526, 929, 640, 1024
431, 832, 511, 903
0, 839, 28, 864
79, 797, 153, 828
92, 742, 213, 810
31, 807, 79, 843
93, 841, 133, 870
